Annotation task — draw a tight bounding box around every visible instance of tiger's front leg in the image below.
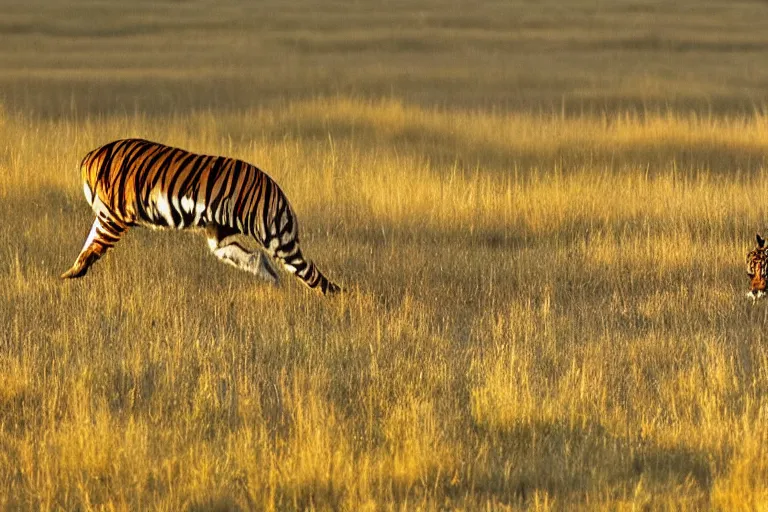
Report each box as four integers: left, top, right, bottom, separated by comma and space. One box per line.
61, 215, 128, 279
205, 224, 280, 285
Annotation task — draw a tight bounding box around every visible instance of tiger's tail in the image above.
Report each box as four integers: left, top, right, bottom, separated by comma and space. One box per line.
273, 247, 341, 295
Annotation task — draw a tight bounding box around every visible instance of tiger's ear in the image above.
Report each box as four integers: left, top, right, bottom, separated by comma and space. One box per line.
757, 233, 766, 249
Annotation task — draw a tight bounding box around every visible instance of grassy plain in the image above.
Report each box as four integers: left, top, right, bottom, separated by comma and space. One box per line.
2, 0, 768, 510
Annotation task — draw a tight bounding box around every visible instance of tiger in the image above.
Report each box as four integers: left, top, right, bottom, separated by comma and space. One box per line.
746, 233, 767, 300
61, 138, 342, 295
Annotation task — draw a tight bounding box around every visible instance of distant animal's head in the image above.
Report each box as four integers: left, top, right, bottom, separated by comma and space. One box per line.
747, 234, 768, 300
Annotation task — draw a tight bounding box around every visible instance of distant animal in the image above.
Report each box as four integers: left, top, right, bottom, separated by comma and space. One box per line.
746, 233, 767, 300
62, 138, 341, 295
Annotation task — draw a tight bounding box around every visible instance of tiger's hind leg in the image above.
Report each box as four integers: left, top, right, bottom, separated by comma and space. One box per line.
205, 224, 280, 285
61, 215, 129, 279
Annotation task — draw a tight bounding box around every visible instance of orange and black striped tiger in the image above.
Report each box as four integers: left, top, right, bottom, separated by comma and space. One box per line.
62, 138, 341, 295
747, 233, 767, 300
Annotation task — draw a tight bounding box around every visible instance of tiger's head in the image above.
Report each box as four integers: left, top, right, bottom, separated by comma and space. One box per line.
747, 233, 768, 300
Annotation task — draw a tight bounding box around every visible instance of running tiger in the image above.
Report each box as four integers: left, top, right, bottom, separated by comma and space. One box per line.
746, 233, 767, 300
62, 138, 341, 295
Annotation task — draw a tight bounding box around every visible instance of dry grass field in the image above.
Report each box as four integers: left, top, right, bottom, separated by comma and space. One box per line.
2, 1, 768, 510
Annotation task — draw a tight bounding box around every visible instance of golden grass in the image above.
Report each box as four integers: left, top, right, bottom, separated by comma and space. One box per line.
4, 1, 768, 508
1, 97, 767, 509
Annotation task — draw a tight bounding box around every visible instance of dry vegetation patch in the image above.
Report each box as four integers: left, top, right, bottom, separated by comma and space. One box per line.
1, 99, 767, 509
2, 0, 768, 508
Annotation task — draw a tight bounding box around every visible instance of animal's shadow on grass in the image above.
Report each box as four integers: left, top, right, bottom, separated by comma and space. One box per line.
177, 418, 715, 510
419, 419, 712, 508
107, 361, 163, 418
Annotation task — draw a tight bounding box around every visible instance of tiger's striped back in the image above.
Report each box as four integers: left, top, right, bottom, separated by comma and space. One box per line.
65, 138, 340, 295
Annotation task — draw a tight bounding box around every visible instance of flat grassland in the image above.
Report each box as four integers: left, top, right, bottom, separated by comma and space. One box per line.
1, 1, 768, 510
